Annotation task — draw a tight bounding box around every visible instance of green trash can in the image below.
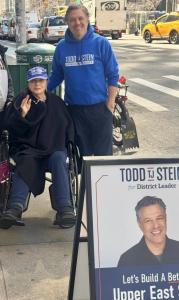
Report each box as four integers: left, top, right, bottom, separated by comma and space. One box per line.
8, 43, 60, 96
16, 43, 55, 68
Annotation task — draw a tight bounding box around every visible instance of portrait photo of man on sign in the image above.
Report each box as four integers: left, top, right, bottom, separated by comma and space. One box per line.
118, 196, 179, 267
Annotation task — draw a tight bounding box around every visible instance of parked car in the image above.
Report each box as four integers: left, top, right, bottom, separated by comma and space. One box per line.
26, 22, 40, 42
142, 12, 179, 44
38, 16, 68, 43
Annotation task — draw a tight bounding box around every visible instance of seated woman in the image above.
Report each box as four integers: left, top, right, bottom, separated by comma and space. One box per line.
1, 66, 76, 229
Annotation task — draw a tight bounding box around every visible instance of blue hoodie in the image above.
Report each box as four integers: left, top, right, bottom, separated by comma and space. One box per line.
48, 25, 119, 105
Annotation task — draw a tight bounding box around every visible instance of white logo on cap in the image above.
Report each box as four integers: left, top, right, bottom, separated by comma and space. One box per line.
30, 67, 45, 75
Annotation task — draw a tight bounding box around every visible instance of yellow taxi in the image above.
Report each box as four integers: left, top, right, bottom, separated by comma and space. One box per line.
142, 12, 179, 44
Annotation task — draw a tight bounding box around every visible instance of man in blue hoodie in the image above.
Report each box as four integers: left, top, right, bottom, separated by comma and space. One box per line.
48, 4, 119, 165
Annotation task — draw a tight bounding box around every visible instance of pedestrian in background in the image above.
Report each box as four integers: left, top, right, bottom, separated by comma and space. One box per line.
48, 4, 119, 168
0, 44, 14, 133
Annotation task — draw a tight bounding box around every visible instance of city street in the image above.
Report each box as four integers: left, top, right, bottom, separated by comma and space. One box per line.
0, 35, 179, 300
3, 35, 179, 158
112, 35, 179, 158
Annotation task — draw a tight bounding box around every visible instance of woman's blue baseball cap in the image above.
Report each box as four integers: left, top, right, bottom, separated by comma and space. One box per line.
27, 66, 48, 81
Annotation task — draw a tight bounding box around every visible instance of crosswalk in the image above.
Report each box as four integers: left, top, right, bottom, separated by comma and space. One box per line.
113, 46, 165, 54
127, 91, 168, 112
58, 75, 179, 113
163, 75, 179, 82
129, 78, 179, 98
126, 75, 179, 112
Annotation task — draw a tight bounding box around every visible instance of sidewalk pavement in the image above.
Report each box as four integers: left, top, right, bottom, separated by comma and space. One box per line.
0, 32, 142, 300
0, 181, 74, 300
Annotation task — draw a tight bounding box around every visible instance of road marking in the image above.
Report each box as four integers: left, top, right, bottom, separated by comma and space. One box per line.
127, 92, 168, 112
62, 79, 167, 112
163, 75, 179, 81
129, 78, 179, 98
114, 46, 163, 53
114, 47, 142, 52
145, 48, 163, 51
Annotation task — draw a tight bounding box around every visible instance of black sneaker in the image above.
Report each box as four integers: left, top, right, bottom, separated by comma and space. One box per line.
53, 206, 76, 229
0, 204, 24, 229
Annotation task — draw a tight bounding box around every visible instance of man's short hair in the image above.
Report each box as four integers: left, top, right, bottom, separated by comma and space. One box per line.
65, 4, 90, 22
135, 196, 166, 221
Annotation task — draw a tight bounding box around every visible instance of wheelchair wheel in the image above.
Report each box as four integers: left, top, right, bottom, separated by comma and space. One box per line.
0, 131, 11, 214
0, 181, 10, 212
68, 146, 79, 213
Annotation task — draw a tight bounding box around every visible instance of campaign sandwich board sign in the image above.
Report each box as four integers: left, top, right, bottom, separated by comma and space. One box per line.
68, 157, 179, 300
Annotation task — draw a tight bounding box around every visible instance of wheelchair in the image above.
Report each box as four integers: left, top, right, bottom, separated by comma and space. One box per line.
0, 130, 79, 229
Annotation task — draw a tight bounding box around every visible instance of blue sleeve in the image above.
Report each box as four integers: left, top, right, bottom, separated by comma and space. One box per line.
47, 45, 64, 91
101, 38, 119, 87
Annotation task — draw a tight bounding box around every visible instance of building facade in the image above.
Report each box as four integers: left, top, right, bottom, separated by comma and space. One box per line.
0, 0, 62, 18
28, 0, 60, 17
0, 0, 15, 16
0, 0, 6, 15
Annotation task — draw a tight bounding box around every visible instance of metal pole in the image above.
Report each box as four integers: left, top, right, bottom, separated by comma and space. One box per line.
172, 0, 175, 11
15, 0, 26, 47
166, 0, 168, 12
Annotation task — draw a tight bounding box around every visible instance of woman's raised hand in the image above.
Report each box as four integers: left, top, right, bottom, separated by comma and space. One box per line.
20, 95, 32, 118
